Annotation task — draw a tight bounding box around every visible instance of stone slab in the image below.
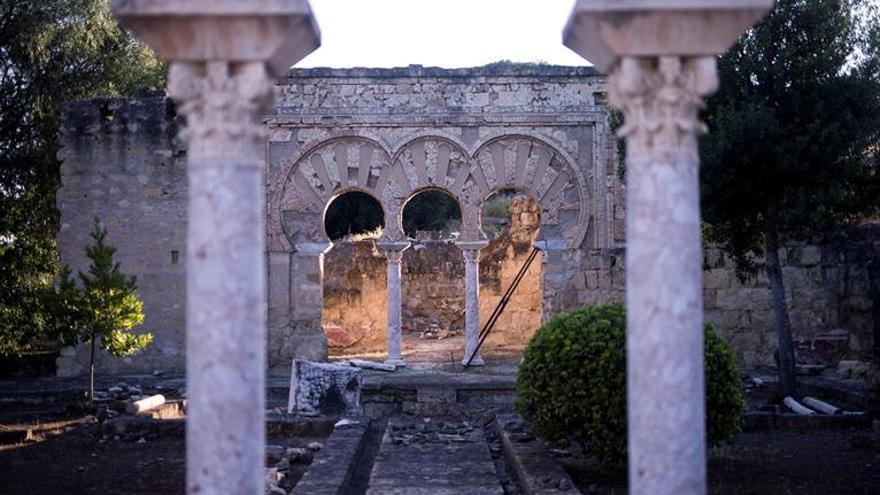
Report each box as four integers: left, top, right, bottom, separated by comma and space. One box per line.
494, 413, 580, 494
291, 416, 370, 495
366, 416, 504, 495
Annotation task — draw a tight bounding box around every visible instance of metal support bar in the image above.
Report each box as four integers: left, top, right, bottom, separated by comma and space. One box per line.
464, 246, 541, 367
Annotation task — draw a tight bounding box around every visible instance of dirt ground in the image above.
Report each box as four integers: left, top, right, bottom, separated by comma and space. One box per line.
565, 427, 880, 495
2, 376, 878, 494
0, 406, 326, 495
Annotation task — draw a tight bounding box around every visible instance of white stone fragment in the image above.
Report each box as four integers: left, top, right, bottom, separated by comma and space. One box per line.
783, 397, 817, 415
348, 359, 396, 372
802, 396, 841, 415
126, 394, 166, 414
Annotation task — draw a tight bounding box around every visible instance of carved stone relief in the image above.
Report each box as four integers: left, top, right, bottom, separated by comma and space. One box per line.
272, 134, 591, 250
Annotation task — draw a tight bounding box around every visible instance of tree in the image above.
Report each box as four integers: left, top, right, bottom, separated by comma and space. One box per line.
0, 0, 165, 356
700, 0, 880, 397
55, 219, 152, 400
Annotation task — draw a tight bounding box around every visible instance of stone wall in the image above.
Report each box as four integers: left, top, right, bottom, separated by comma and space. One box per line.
56, 97, 186, 376
55, 65, 878, 374
703, 227, 880, 367
321, 197, 544, 354
265, 65, 616, 370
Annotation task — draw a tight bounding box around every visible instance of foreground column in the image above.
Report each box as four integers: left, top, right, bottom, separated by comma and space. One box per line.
378, 242, 410, 366
564, 2, 772, 494
112, 2, 319, 494
457, 241, 489, 365
617, 55, 714, 494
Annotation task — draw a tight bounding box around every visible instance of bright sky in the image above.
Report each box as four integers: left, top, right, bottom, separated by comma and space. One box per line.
297, 0, 588, 69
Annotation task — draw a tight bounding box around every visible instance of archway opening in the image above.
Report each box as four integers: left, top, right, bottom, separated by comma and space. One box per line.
322, 191, 387, 356
324, 190, 384, 241
479, 188, 544, 354
402, 189, 462, 241
400, 189, 466, 355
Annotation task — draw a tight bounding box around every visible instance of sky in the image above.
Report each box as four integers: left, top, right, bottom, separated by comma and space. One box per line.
297, 0, 587, 69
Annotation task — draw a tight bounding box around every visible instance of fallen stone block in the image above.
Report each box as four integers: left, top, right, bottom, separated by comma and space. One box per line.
288, 360, 362, 417
348, 359, 396, 372
126, 394, 166, 414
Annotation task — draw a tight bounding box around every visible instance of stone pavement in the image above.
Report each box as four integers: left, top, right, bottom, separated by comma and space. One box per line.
366, 416, 504, 495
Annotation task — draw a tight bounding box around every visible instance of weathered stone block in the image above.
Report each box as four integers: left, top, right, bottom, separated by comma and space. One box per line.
288, 360, 362, 417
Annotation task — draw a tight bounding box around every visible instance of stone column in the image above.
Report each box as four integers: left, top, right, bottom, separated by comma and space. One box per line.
457, 241, 489, 365
112, 2, 319, 494
288, 242, 332, 362
378, 242, 410, 366
564, 2, 772, 494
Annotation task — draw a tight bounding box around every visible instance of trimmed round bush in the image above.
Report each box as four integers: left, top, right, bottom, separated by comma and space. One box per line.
514, 303, 744, 463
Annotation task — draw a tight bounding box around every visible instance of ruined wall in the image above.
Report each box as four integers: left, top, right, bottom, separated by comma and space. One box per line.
704, 228, 880, 367
321, 197, 544, 354
56, 66, 877, 375
266, 65, 616, 369
56, 97, 186, 376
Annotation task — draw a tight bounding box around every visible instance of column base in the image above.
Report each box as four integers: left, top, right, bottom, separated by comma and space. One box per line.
384, 357, 406, 368
462, 355, 485, 366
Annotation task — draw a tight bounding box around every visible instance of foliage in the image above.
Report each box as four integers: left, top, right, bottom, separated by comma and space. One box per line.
700, 0, 880, 396
0, 0, 166, 356
402, 190, 462, 237
701, 0, 880, 278
54, 218, 152, 397
514, 304, 744, 463
482, 194, 512, 219
483, 59, 551, 70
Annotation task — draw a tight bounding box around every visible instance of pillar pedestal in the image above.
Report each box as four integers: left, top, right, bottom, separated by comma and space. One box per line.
378, 241, 410, 367
457, 240, 489, 366
112, 2, 319, 494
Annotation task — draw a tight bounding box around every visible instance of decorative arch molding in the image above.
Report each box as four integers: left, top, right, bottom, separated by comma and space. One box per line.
272, 136, 392, 249
471, 134, 590, 248
271, 132, 591, 250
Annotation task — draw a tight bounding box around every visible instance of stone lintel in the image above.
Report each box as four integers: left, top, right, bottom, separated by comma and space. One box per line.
295, 241, 333, 256
563, 0, 774, 71
455, 240, 490, 252
376, 241, 411, 255
112, 0, 320, 76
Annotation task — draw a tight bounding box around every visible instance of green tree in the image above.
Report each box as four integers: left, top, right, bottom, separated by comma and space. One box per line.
0, 0, 166, 356
700, 0, 880, 397
55, 219, 152, 400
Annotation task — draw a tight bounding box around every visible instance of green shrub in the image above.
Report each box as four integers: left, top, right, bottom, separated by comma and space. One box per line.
514, 303, 744, 463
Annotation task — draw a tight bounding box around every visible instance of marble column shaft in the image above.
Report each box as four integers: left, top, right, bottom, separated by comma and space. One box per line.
612, 56, 717, 495
172, 61, 273, 495
460, 247, 486, 365
380, 244, 409, 366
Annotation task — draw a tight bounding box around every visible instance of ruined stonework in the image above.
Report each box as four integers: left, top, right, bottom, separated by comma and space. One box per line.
57, 97, 186, 376
265, 65, 616, 370
321, 196, 544, 354
56, 65, 878, 374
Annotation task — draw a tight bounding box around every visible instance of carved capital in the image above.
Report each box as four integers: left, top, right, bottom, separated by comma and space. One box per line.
169, 61, 274, 161
609, 56, 718, 156
378, 241, 410, 264
382, 250, 405, 264
461, 249, 480, 263
456, 240, 488, 263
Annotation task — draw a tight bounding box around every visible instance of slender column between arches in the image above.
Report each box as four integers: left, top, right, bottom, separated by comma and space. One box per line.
378, 241, 410, 366
457, 240, 489, 366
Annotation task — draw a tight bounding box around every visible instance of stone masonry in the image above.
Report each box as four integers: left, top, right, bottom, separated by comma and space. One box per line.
56, 64, 878, 374
321, 196, 543, 354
